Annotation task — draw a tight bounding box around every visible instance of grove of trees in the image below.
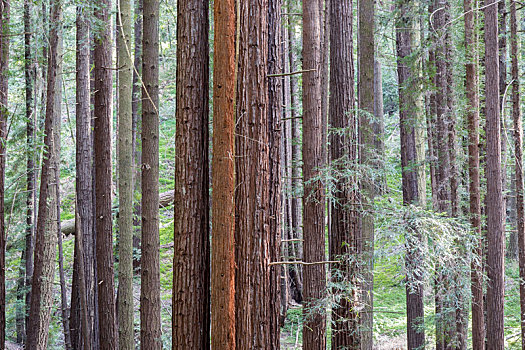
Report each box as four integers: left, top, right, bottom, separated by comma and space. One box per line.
0, 0, 524, 348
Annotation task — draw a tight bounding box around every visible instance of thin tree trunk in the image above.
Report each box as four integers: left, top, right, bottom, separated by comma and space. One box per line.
17, 0, 35, 342
94, 0, 119, 343
485, 0, 505, 346
302, 0, 327, 349
132, 0, 142, 193
464, 0, 485, 346
53, 35, 72, 350
396, 1, 425, 348
27, 0, 61, 346
141, 0, 161, 345
74, 4, 97, 347
172, 0, 210, 347
373, 60, 386, 195
288, 9, 303, 304
210, 0, 236, 346
117, 0, 135, 344
268, 0, 283, 346
358, 0, 375, 346
510, 1, 525, 347
0, 0, 8, 346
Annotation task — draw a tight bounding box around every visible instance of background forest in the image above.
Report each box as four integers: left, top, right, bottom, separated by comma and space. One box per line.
0, 0, 523, 348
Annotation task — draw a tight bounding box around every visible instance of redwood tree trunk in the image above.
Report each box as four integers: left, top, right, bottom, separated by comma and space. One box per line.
268, 0, 283, 346
329, 0, 358, 347
302, 1, 327, 349
210, 0, 236, 346
235, 0, 272, 347
172, 0, 210, 347
141, 0, 162, 345
94, 0, 119, 343
510, 1, 525, 347
27, 0, 61, 347
358, 0, 375, 347
464, 0, 485, 346
485, 0, 505, 346
117, 0, 135, 344
396, 1, 425, 348
0, 0, 7, 346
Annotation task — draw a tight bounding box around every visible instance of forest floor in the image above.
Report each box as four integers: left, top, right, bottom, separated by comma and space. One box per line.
279, 259, 523, 349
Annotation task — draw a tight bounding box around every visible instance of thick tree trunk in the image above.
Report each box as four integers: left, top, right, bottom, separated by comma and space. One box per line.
27, 0, 61, 347
141, 0, 161, 345
0, 0, 8, 346
302, 1, 327, 349
117, 0, 135, 344
464, 0, 485, 346
268, 0, 282, 347
329, 0, 358, 348
485, 0, 505, 346
235, 0, 272, 347
210, 0, 236, 347
172, 0, 210, 348
396, 1, 425, 348
94, 0, 119, 344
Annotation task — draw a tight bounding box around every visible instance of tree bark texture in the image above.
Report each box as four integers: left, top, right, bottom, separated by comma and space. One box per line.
358, 0, 375, 347
268, 0, 282, 347
74, 4, 97, 348
172, 0, 210, 348
485, 0, 505, 346
329, 0, 359, 348
235, 0, 272, 348
117, 0, 135, 344
94, 0, 119, 344
464, 0, 485, 346
302, 1, 327, 349
210, 0, 236, 347
27, 1, 61, 347
141, 0, 162, 345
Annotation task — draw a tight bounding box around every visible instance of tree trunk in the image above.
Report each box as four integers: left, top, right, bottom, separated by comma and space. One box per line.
235, 0, 272, 347
117, 0, 135, 344
485, 0, 505, 346
358, 0, 375, 347
396, 1, 425, 348
302, 0, 327, 349
329, 0, 358, 348
373, 60, 386, 195
510, 1, 525, 347
74, 3, 97, 348
268, 0, 282, 347
132, 0, 142, 193
288, 10, 303, 304
17, 0, 35, 343
0, 0, 8, 346
141, 0, 161, 345
26, 0, 61, 346
172, 0, 210, 348
210, 0, 236, 347
94, 0, 119, 343
464, 0, 485, 346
